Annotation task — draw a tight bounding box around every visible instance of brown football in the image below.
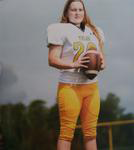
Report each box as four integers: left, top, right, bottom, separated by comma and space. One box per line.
81, 50, 101, 79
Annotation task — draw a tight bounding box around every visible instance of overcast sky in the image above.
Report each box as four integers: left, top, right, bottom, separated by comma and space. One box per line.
0, 0, 134, 113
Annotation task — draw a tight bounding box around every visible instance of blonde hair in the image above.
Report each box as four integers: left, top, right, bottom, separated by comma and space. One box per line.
60, 0, 103, 49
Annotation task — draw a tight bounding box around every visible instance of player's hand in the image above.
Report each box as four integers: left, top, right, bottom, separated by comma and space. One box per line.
71, 56, 90, 69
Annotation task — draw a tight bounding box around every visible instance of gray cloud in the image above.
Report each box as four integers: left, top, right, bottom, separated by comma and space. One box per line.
0, 62, 27, 104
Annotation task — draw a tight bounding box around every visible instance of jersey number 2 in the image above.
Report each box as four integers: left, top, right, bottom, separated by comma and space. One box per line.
73, 41, 96, 62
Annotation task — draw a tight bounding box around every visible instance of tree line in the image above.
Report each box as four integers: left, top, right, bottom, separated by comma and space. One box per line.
0, 93, 134, 150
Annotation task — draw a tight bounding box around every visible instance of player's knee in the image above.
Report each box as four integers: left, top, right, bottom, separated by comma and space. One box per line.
84, 136, 96, 142
59, 127, 75, 142
59, 136, 73, 142
82, 126, 97, 142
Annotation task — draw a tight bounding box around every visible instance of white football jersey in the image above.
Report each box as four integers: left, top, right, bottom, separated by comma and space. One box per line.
47, 23, 105, 84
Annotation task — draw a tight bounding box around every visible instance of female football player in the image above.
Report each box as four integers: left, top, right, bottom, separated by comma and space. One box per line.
47, 0, 105, 149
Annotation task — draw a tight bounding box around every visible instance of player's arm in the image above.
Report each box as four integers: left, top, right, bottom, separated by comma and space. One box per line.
96, 26, 106, 70
99, 42, 106, 70
48, 44, 89, 69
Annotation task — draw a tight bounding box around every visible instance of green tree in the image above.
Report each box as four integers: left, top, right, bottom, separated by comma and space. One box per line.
0, 103, 28, 150
97, 93, 134, 150
97, 93, 125, 149
26, 99, 53, 150
99, 93, 125, 122
113, 113, 134, 149
47, 103, 59, 149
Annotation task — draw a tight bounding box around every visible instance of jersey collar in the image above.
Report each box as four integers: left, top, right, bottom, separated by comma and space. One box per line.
69, 22, 85, 32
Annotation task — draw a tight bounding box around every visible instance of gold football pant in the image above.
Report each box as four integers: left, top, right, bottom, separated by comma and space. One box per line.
57, 82, 100, 141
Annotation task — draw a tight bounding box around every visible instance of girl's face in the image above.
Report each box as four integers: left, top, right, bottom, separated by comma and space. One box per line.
67, 2, 84, 27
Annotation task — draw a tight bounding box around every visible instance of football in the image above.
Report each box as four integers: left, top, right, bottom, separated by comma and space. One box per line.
81, 50, 101, 79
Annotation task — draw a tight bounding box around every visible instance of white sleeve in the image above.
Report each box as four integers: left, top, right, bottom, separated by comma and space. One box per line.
97, 27, 105, 43
47, 23, 65, 46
